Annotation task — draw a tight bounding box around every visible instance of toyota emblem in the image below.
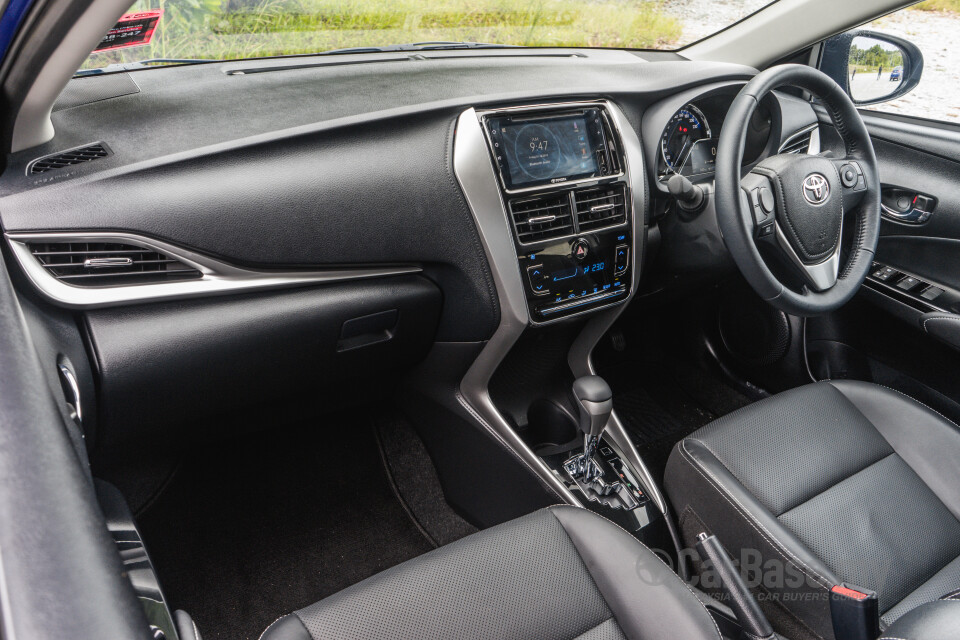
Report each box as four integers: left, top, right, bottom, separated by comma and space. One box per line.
802, 173, 830, 205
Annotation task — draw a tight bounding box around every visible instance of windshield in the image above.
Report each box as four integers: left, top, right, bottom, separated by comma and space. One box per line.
78, 0, 776, 75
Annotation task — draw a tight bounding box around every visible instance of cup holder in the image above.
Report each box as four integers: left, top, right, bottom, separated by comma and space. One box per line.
524, 399, 579, 449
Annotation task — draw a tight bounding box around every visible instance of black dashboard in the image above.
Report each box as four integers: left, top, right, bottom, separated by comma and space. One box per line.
0, 49, 819, 460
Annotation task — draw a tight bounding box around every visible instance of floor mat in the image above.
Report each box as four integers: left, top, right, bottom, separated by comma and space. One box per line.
136, 415, 434, 640
602, 360, 753, 483
374, 414, 477, 547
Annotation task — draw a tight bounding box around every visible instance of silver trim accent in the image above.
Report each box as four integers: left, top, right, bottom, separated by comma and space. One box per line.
453, 100, 664, 514
774, 222, 841, 292
6, 231, 422, 308
83, 257, 133, 268
526, 215, 557, 225
801, 173, 830, 206
453, 107, 580, 505
57, 363, 82, 424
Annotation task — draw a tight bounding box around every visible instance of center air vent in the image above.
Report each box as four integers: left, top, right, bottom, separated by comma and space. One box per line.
28, 143, 110, 175
509, 193, 574, 244
27, 241, 201, 287
573, 184, 627, 232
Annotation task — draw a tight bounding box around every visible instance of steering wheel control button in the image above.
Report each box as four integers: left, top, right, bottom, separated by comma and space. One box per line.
526, 265, 549, 296
614, 245, 629, 275
572, 238, 589, 261
840, 164, 858, 188
759, 222, 774, 237
758, 186, 775, 214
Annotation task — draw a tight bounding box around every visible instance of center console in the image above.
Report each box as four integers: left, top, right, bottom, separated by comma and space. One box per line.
477, 102, 634, 323
451, 99, 666, 542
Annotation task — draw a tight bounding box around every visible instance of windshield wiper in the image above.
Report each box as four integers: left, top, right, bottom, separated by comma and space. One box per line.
74, 58, 213, 77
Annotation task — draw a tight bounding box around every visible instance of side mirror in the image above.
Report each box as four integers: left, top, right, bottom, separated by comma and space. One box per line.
819, 30, 923, 106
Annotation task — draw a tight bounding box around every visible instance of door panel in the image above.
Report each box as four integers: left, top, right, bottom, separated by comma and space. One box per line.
807, 109, 960, 421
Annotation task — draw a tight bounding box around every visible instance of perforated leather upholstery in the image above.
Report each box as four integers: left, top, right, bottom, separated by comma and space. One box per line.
259, 505, 721, 640
666, 380, 960, 640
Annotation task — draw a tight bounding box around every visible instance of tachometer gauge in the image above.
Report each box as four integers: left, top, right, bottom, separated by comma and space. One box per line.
661, 105, 711, 174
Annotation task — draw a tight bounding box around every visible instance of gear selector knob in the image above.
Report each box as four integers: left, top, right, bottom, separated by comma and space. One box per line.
572, 376, 613, 481
573, 376, 613, 440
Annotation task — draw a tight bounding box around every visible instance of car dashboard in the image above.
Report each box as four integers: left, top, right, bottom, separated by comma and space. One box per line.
0, 46, 819, 530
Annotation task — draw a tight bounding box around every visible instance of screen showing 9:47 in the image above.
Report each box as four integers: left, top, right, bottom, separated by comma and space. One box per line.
488, 112, 604, 190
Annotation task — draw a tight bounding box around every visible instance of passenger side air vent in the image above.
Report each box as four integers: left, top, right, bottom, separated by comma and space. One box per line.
27, 143, 110, 174
27, 241, 202, 286
779, 129, 814, 155
509, 193, 574, 244
573, 184, 627, 232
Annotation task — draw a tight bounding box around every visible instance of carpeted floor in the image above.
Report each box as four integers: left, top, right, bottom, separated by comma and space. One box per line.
137, 412, 466, 640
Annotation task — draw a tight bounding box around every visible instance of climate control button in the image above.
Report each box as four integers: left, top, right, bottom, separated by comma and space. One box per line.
526, 264, 549, 296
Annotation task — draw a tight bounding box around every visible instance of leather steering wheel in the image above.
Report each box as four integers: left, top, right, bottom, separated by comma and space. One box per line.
715, 64, 881, 316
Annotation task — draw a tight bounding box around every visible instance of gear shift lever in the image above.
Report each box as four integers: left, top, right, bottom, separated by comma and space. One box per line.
571, 375, 613, 482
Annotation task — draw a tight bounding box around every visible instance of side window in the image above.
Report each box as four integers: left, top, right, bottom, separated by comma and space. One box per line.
855, 1, 957, 123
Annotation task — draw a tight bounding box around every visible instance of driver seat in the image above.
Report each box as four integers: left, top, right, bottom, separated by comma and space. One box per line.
665, 380, 960, 640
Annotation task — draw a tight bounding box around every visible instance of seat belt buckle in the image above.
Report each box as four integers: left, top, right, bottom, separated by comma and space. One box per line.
830, 583, 879, 640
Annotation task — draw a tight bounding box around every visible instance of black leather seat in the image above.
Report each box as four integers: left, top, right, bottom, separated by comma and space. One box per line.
665, 380, 960, 640
259, 505, 721, 640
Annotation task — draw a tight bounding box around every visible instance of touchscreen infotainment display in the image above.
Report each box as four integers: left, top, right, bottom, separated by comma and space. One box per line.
486, 109, 608, 191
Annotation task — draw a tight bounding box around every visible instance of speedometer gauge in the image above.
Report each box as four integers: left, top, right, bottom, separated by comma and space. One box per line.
661, 105, 711, 174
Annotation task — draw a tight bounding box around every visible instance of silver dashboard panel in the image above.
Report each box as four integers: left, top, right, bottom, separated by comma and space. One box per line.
454, 101, 666, 512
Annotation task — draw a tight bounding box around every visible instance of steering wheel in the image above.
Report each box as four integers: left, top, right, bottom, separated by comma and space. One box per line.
715, 64, 880, 316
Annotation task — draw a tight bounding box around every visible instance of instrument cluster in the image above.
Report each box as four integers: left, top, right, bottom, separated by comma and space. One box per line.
657, 94, 773, 182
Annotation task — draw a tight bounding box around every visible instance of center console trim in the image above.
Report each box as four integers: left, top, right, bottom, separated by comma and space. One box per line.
454, 100, 663, 512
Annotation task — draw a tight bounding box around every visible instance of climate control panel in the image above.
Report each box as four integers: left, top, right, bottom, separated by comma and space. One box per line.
518, 226, 631, 322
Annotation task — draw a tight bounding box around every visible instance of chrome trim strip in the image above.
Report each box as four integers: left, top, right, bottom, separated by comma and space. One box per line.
6, 231, 422, 308
567, 102, 668, 515
773, 222, 841, 292
453, 107, 580, 505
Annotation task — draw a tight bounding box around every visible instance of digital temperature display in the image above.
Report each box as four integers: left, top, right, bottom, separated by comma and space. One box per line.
486, 109, 608, 191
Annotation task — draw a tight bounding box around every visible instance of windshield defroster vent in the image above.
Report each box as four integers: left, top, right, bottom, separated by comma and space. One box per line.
574, 184, 627, 232
509, 193, 574, 244
27, 241, 202, 287
27, 143, 110, 175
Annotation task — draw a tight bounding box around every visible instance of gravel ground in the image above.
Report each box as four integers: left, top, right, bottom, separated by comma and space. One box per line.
660, 0, 774, 44
865, 10, 960, 123
659, 1, 958, 123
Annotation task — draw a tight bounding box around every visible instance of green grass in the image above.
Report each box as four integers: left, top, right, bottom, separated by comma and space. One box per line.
81, 0, 682, 69
910, 0, 960, 12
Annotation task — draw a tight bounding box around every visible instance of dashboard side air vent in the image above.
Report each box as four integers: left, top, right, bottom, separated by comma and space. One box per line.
27, 143, 110, 175
779, 128, 815, 155
27, 241, 202, 286
573, 184, 627, 232
509, 193, 574, 244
